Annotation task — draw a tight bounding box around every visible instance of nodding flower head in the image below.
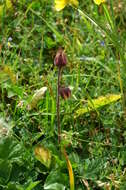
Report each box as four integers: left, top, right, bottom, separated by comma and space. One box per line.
54, 48, 67, 68
59, 87, 71, 100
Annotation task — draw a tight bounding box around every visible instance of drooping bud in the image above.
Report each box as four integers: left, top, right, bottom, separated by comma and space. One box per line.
59, 87, 71, 99
54, 48, 67, 67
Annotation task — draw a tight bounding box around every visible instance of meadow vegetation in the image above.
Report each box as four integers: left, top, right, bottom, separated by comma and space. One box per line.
0, 0, 126, 189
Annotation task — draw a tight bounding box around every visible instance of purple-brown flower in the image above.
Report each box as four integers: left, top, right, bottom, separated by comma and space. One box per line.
54, 48, 67, 67
59, 87, 71, 99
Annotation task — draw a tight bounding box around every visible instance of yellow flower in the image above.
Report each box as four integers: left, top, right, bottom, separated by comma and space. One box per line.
55, 0, 79, 11
93, 0, 106, 5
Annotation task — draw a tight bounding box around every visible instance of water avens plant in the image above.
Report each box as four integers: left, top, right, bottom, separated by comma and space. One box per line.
54, 48, 71, 144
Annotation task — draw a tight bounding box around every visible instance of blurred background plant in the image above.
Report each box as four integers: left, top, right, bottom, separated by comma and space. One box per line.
0, 0, 126, 189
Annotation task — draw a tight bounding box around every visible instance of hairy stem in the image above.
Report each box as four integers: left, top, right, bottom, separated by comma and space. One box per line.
57, 67, 61, 144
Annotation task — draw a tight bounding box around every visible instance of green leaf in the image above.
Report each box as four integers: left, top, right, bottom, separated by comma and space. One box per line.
75, 94, 121, 117
44, 170, 68, 190
120, 182, 126, 190
0, 160, 12, 184
7, 86, 23, 98
26, 181, 40, 190
83, 158, 104, 180
7, 182, 23, 190
0, 137, 24, 163
44, 183, 65, 190
45, 36, 57, 49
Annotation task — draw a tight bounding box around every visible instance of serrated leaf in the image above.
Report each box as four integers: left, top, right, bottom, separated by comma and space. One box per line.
83, 158, 105, 180
34, 146, 51, 168
75, 94, 121, 118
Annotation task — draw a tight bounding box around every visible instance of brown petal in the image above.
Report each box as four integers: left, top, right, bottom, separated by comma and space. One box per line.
59, 87, 71, 99
54, 48, 67, 67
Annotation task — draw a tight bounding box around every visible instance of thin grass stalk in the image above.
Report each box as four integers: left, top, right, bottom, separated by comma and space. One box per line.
117, 56, 124, 111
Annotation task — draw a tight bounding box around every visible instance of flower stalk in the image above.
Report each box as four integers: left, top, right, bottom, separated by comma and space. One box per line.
54, 48, 71, 144
57, 67, 61, 144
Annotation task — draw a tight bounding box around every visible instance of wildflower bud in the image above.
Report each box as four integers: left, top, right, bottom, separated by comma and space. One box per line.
59, 87, 71, 99
54, 48, 67, 67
